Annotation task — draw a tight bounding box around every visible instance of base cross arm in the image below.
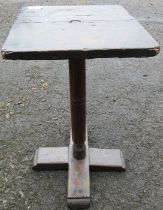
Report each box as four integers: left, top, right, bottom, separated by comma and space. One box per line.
33, 147, 126, 172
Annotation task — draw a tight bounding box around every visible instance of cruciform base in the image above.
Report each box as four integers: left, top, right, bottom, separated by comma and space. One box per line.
33, 130, 125, 209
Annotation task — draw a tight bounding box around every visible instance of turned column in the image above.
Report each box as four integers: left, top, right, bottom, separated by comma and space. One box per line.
69, 58, 86, 159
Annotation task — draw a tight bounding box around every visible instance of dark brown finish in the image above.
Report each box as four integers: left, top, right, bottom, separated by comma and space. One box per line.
1, 5, 159, 60
68, 130, 90, 208
33, 135, 125, 208
69, 59, 86, 159
1, 5, 160, 210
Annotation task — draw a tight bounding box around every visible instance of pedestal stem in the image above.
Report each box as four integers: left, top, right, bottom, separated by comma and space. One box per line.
69, 58, 86, 159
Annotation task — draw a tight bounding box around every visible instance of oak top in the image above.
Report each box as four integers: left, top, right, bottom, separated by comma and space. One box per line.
1, 5, 160, 60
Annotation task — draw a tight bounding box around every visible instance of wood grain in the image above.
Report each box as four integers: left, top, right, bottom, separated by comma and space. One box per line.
1, 5, 159, 59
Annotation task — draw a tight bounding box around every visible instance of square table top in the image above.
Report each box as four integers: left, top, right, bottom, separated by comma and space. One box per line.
1, 5, 160, 60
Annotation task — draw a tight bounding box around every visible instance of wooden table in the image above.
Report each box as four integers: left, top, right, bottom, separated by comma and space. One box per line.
1, 5, 159, 209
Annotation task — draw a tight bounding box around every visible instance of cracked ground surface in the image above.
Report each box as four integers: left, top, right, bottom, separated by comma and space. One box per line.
0, 0, 163, 210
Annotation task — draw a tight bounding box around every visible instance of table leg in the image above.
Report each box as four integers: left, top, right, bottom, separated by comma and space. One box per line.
33, 59, 126, 209
68, 59, 90, 208
69, 58, 86, 160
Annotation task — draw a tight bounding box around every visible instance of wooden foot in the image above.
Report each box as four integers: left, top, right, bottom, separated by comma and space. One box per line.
33, 147, 125, 172
33, 147, 68, 170
67, 131, 90, 209
90, 148, 125, 171
33, 131, 126, 209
